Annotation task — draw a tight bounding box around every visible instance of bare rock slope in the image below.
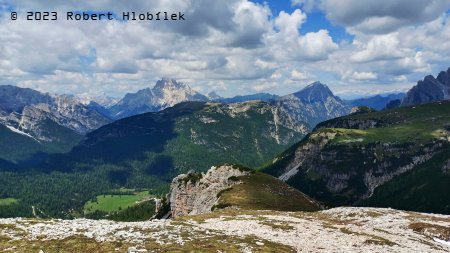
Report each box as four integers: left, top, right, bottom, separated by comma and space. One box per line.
1, 207, 450, 252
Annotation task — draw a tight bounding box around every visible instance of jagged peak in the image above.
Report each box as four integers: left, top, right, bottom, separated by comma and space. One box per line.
304, 81, 329, 89
293, 81, 335, 102
207, 91, 222, 100
437, 68, 450, 86
153, 78, 190, 91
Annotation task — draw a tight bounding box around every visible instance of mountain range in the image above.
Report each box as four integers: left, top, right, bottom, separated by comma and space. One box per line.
1, 68, 450, 219
47, 100, 310, 177
0, 80, 352, 164
89, 79, 351, 125
346, 93, 405, 111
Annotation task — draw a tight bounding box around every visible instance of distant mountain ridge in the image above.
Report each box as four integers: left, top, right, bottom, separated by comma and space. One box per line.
346, 93, 406, 111
276, 82, 351, 127
107, 79, 208, 119
215, 93, 279, 103
401, 67, 450, 106
0, 85, 110, 162
0, 80, 351, 163
84, 79, 351, 127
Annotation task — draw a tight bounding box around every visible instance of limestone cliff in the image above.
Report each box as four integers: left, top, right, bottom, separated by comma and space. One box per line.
169, 165, 251, 218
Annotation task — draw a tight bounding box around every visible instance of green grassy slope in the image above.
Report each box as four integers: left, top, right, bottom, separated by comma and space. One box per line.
217, 172, 321, 212
84, 190, 150, 213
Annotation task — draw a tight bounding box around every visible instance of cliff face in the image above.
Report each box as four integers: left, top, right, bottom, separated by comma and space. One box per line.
169, 165, 251, 218
278, 132, 445, 202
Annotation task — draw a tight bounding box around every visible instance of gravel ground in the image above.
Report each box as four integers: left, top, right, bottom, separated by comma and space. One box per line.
0, 207, 449, 252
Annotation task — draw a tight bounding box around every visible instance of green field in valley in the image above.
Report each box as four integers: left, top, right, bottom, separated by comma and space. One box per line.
0, 198, 18, 206
84, 190, 151, 214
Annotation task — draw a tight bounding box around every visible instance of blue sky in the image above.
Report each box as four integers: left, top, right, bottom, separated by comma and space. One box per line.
253, 0, 353, 42
0, 0, 450, 99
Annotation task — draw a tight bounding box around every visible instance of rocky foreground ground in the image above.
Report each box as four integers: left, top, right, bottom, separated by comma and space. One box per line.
0, 207, 449, 253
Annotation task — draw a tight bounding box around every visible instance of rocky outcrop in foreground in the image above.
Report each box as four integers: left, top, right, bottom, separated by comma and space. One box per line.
1, 207, 449, 252
169, 165, 251, 218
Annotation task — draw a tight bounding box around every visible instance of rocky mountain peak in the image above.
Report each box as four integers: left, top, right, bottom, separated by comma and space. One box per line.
153, 78, 189, 91
75, 92, 119, 107
206, 91, 222, 100
293, 81, 335, 103
401, 67, 450, 106
437, 67, 450, 86
108, 79, 208, 119
0, 85, 52, 113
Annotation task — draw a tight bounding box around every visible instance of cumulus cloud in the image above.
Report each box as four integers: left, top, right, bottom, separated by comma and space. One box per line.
267, 10, 338, 62
350, 71, 378, 81
350, 34, 406, 62
320, 0, 450, 34
290, 70, 311, 80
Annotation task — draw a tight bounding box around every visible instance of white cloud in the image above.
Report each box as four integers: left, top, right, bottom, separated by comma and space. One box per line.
291, 0, 317, 11
350, 33, 406, 62
290, 70, 311, 80
320, 0, 450, 34
267, 10, 338, 62
351, 71, 378, 81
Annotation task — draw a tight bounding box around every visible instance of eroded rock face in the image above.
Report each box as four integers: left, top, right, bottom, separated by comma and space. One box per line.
169, 165, 251, 218
276, 129, 447, 204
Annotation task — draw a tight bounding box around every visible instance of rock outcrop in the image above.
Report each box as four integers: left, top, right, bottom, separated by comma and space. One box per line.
169, 165, 251, 218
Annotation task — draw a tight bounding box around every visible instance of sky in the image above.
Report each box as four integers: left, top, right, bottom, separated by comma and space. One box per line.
0, 0, 450, 99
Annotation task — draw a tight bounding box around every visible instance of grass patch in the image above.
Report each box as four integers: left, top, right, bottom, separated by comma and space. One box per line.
259, 221, 295, 231
0, 198, 18, 206
409, 222, 450, 241
84, 190, 151, 214
340, 228, 396, 246
216, 172, 321, 212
